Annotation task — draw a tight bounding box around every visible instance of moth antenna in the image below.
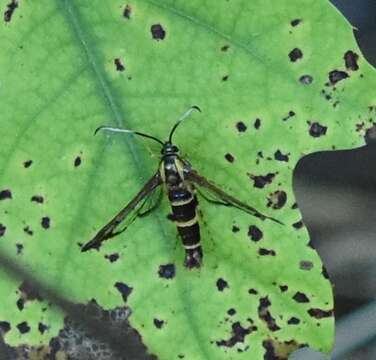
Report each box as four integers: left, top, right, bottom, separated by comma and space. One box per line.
168, 105, 201, 143
94, 126, 164, 146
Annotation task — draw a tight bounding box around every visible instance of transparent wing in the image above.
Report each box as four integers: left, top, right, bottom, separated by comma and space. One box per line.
81, 171, 163, 252
185, 168, 283, 225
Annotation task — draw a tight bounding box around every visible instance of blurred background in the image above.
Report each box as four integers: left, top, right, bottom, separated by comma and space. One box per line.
292, 0, 376, 359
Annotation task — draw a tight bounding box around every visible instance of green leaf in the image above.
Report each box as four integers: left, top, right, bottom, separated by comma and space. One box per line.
1, 0, 375, 358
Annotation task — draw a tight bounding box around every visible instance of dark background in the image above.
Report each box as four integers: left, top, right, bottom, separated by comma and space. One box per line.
293, 0, 376, 358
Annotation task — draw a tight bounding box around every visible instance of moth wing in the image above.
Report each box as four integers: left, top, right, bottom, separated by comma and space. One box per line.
81, 171, 163, 252
185, 168, 282, 224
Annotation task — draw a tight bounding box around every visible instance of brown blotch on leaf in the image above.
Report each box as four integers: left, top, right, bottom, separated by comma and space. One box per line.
248, 225, 263, 242
153, 318, 164, 329
259, 248, 276, 256
282, 111, 296, 121
274, 150, 289, 162
290, 19, 302, 27
216, 278, 229, 291
224, 153, 235, 163
292, 291, 310, 303
248, 172, 276, 189
19, 280, 43, 302
254, 118, 261, 129
288, 48, 303, 62
123, 4, 132, 19
158, 263, 175, 279
222, 75, 229, 81
74, 156, 81, 167
279, 285, 288, 292
288, 317, 301, 325
221, 44, 230, 52
232, 225, 240, 233
299, 74, 313, 85
4, 0, 18, 23
308, 308, 333, 319
300, 260, 313, 271
16, 321, 30, 334
267, 190, 287, 209
105, 253, 119, 263
114, 58, 125, 72
0, 189, 12, 200
23, 226, 33, 236
236, 121, 247, 132
309, 121, 327, 138
258, 297, 280, 332
41, 216, 50, 229
227, 308, 236, 316
16, 243, 24, 254
31, 195, 44, 204
38, 322, 48, 334
151, 24, 166, 41
248, 288, 258, 295
23, 160, 33, 168
292, 220, 303, 229
216, 321, 254, 348
329, 70, 349, 85
0, 321, 11, 334
344, 50, 359, 71
0, 224, 6, 237
114, 282, 133, 302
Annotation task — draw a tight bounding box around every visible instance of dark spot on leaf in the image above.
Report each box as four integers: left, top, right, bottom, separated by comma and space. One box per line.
222, 75, 229, 81
41, 216, 50, 229
322, 266, 330, 279
282, 111, 296, 121
248, 173, 276, 189
259, 248, 276, 256
151, 24, 166, 41
31, 195, 44, 203
329, 70, 349, 85
216, 278, 229, 291
248, 288, 258, 295
344, 50, 359, 71
274, 150, 289, 162
0, 321, 10, 334
288, 48, 303, 62
299, 74, 313, 85
248, 225, 263, 242
16, 243, 23, 254
232, 225, 240, 233
216, 321, 253, 348
267, 191, 287, 209
279, 285, 288, 292
4, 0, 18, 22
0, 224, 6, 237
74, 156, 81, 167
105, 253, 119, 263
23, 160, 33, 168
254, 118, 261, 129
290, 19, 302, 27
258, 297, 280, 331
236, 121, 247, 132
123, 4, 132, 19
227, 308, 236, 316
300, 260, 313, 271
38, 322, 48, 334
292, 292, 310, 303
309, 122, 327, 137
221, 45, 230, 51
288, 317, 300, 325
23, 226, 33, 236
291, 203, 298, 210
153, 318, 164, 329
114, 58, 125, 72
16, 298, 24, 311
16, 321, 30, 334
158, 263, 175, 279
292, 220, 303, 229
114, 282, 133, 302
224, 153, 235, 163
308, 308, 333, 319
0, 189, 12, 200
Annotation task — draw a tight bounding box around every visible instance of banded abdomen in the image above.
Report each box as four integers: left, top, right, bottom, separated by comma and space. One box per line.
168, 186, 202, 269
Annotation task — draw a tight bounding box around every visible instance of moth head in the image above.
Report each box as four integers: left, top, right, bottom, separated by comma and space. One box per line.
161, 142, 179, 155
